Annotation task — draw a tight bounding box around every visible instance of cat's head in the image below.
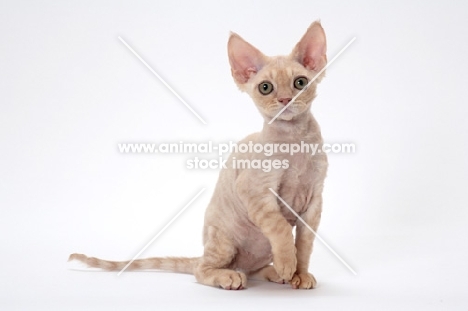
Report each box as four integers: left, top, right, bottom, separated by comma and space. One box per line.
228, 21, 327, 121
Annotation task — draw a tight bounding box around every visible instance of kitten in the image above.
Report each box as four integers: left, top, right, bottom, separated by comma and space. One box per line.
69, 21, 328, 290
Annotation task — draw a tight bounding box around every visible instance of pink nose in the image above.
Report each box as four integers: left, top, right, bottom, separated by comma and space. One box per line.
278, 98, 292, 105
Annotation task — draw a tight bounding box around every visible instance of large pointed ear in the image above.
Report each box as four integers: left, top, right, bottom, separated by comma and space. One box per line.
291, 21, 327, 72
228, 33, 266, 85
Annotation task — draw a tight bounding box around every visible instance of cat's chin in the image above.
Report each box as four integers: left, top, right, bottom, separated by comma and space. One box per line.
264, 112, 295, 122
278, 114, 294, 121
269, 108, 306, 122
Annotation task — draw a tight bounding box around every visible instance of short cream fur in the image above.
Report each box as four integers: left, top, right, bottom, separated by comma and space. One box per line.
70, 21, 328, 290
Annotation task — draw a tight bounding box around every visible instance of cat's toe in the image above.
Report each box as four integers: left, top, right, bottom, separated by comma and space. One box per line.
273, 255, 297, 281
264, 267, 287, 284
290, 272, 317, 289
218, 271, 247, 290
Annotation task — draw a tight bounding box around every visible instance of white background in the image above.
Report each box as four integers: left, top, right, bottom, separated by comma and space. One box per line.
1, 0, 468, 310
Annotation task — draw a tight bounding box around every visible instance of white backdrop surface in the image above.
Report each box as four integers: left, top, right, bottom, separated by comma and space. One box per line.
1, 0, 467, 310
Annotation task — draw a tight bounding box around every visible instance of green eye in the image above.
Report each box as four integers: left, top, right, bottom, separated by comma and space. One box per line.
258, 81, 274, 95
294, 76, 308, 90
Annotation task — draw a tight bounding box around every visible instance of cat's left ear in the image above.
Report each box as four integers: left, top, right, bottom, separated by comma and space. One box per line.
228, 33, 266, 85
291, 21, 327, 72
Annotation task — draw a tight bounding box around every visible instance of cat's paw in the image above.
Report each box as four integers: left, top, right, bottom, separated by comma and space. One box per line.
273, 252, 297, 281
217, 271, 247, 290
290, 272, 317, 289
256, 265, 288, 284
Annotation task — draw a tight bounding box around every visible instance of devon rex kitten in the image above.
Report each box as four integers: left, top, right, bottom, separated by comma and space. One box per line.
70, 21, 328, 290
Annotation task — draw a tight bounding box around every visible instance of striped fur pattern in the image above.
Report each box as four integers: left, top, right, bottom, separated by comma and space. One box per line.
69, 21, 328, 290
68, 254, 199, 274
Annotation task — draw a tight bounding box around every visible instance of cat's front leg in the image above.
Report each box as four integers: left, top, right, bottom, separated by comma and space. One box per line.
249, 200, 297, 282
236, 176, 297, 282
292, 190, 323, 289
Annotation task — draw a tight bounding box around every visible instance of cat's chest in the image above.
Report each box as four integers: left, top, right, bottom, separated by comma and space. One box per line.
277, 152, 327, 222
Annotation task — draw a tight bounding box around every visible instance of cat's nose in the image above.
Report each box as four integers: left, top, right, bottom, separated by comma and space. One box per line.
278, 98, 292, 105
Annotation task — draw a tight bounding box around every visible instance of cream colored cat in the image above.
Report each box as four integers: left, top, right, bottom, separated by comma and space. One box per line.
70, 21, 328, 290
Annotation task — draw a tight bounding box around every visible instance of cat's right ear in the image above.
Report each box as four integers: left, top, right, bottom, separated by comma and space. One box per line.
228, 33, 266, 85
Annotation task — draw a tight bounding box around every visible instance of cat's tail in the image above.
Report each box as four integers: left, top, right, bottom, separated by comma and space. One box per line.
68, 253, 200, 274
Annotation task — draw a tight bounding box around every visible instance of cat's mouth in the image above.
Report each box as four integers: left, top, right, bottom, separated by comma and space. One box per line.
273, 107, 296, 120
271, 102, 309, 121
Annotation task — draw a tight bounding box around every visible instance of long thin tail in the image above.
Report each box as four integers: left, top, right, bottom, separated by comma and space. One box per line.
68, 253, 200, 274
